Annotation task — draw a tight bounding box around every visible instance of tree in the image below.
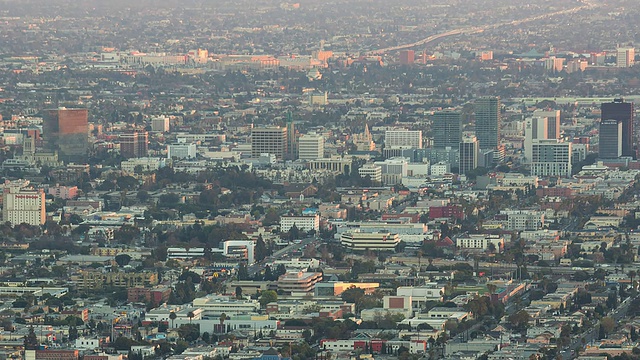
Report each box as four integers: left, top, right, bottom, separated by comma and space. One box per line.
115, 254, 132, 267
508, 310, 530, 332
341, 286, 365, 305
600, 317, 615, 336
169, 311, 177, 328
237, 264, 249, 281
187, 311, 195, 324
69, 326, 79, 341
23, 326, 38, 350
259, 290, 278, 307
235, 286, 243, 299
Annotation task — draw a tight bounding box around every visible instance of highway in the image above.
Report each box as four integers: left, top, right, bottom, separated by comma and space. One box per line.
366, 0, 600, 55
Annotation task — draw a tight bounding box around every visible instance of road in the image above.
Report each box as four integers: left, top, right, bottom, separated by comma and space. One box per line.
366, 0, 600, 55
247, 237, 317, 277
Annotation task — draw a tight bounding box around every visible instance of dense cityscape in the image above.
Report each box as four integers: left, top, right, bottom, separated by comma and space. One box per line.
3, 1, 640, 360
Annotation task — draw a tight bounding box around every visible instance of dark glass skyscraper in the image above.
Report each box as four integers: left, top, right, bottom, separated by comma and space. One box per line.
474, 97, 501, 149
433, 111, 462, 149
601, 98, 634, 158
43, 108, 88, 163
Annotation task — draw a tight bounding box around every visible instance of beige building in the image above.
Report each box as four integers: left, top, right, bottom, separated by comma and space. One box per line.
2, 188, 46, 226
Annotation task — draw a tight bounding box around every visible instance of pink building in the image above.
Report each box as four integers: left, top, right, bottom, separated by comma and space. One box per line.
48, 185, 78, 200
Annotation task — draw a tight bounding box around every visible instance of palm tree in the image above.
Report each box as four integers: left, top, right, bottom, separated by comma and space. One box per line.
219, 313, 228, 333
187, 311, 194, 324
487, 283, 498, 295
169, 311, 177, 329
629, 270, 637, 290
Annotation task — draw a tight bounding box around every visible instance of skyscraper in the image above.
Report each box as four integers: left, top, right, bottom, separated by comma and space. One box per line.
524, 117, 549, 163
459, 136, 479, 175
599, 119, 623, 158
433, 111, 462, 149
475, 97, 501, 149
251, 127, 288, 159
42, 108, 88, 163
601, 98, 634, 158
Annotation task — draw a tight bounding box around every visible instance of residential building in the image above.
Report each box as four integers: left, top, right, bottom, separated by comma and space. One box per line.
74, 270, 158, 290
617, 46, 635, 67
151, 116, 170, 132
399, 50, 415, 65
2, 188, 46, 226
530, 139, 572, 177
119, 131, 149, 158
524, 116, 549, 163
385, 130, 423, 149
533, 110, 561, 139
475, 96, 501, 149
48, 185, 78, 200
459, 136, 479, 175
121, 157, 166, 174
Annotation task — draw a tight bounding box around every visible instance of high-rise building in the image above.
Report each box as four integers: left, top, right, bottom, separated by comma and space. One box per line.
601, 99, 634, 158
533, 110, 561, 139
617, 47, 635, 68
286, 121, 297, 160
599, 119, 623, 158
298, 134, 325, 160
433, 111, 462, 149
251, 127, 287, 159
2, 187, 46, 226
385, 130, 423, 149
151, 116, 170, 132
530, 139, 572, 177
119, 131, 149, 158
474, 97, 501, 149
42, 108, 88, 163
524, 117, 549, 163
459, 136, 479, 175
399, 50, 415, 65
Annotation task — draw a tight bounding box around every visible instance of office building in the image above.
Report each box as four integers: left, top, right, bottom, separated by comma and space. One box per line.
524, 117, 549, 163
475, 97, 501, 149
385, 130, 423, 149
399, 50, 415, 65
340, 232, 401, 252
167, 143, 197, 159
599, 119, 623, 158
601, 99, 634, 158
617, 46, 635, 68
533, 110, 561, 139
280, 215, 320, 233
2, 188, 46, 226
433, 111, 462, 149
251, 127, 287, 159
286, 121, 297, 159
119, 131, 148, 158
42, 108, 89, 163
459, 136, 479, 175
358, 163, 383, 184
298, 134, 325, 160
277, 271, 323, 296
530, 139, 572, 177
